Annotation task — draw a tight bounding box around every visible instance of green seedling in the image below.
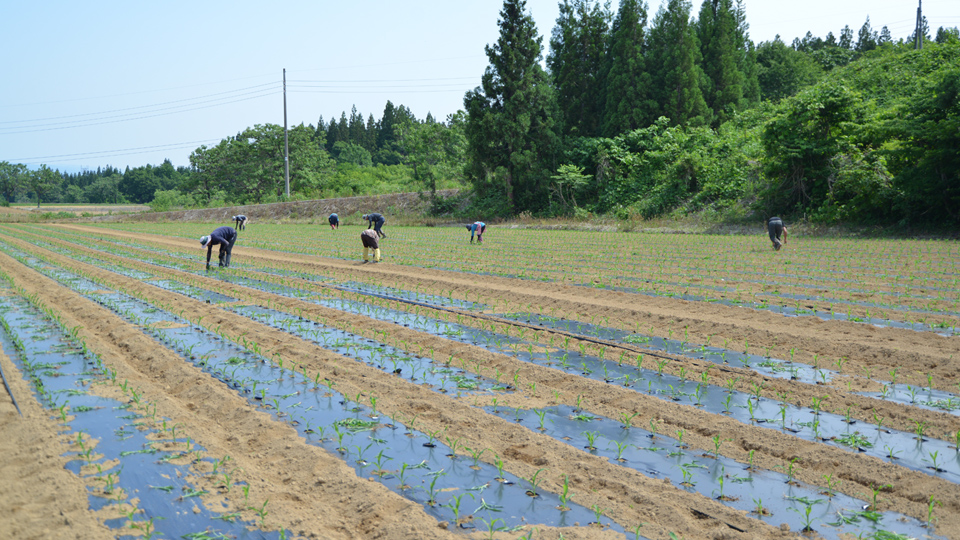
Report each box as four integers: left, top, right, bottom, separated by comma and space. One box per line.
525, 468, 546, 497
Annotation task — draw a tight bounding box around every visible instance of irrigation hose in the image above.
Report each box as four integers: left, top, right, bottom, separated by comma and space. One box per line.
334, 285, 751, 534
331, 284, 727, 370
0, 358, 23, 417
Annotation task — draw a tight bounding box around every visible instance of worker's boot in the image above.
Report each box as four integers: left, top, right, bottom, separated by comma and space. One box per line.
373, 249, 381, 263
362, 248, 370, 263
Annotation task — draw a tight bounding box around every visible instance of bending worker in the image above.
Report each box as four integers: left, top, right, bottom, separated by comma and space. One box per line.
466, 221, 486, 244
328, 213, 339, 230
232, 214, 248, 230
201, 226, 238, 270
361, 212, 386, 238
360, 229, 381, 263
767, 216, 788, 251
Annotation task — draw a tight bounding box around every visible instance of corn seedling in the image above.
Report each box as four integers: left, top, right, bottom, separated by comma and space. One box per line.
558, 474, 573, 510
525, 468, 546, 497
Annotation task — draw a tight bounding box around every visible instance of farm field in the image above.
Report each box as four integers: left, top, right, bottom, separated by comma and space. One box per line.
0, 221, 958, 540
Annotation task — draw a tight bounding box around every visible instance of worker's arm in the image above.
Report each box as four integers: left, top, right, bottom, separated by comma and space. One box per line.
782, 227, 788, 243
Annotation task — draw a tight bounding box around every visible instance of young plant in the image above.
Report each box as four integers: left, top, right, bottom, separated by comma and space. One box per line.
525, 468, 546, 497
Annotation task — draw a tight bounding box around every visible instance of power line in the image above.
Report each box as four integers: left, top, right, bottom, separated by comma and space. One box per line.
1, 73, 279, 110
0, 91, 277, 135
0, 83, 279, 125
6, 139, 222, 164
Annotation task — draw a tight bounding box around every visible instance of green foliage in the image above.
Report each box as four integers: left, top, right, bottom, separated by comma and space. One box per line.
570, 117, 752, 218
188, 123, 335, 205
548, 0, 611, 138
464, 0, 559, 215
148, 189, 196, 212
395, 113, 467, 197
0, 161, 28, 204
646, 0, 711, 127
758, 41, 960, 224
27, 165, 63, 207
601, 0, 651, 137
755, 38, 822, 102
333, 142, 373, 167
883, 61, 960, 223
696, 0, 749, 125
760, 81, 862, 214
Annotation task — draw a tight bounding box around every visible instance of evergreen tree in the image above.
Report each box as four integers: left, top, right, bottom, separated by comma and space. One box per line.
839, 25, 854, 49
464, 0, 558, 213
734, 0, 760, 105
378, 101, 398, 150
326, 117, 342, 152
855, 17, 878, 52
697, 0, 746, 124
646, 0, 711, 126
548, 0, 612, 137
364, 114, 378, 152
878, 26, 893, 46
602, 0, 651, 136
315, 115, 325, 142
935, 26, 960, 45
348, 105, 365, 143
337, 112, 349, 144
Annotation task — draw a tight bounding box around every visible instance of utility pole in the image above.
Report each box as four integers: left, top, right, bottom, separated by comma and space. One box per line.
283, 68, 290, 197
914, 0, 923, 50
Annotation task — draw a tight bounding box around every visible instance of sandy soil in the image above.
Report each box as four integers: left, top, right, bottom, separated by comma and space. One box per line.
1, 223, 957, 540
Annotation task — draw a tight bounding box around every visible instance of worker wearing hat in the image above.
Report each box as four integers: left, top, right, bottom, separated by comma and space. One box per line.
466, 221, 486, 244
361, 212, 386, 238
200, 226, 238, 270
232, 214, 248, 230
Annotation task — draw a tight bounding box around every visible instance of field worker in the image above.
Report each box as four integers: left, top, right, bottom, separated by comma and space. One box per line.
328, 212, 339, 230
360, 229, 381, 263
232, 214, 248, 230
200, 226, 238, 270
466, 221, 486, 244
767, 216, 788, 251
362, 212, 387, 238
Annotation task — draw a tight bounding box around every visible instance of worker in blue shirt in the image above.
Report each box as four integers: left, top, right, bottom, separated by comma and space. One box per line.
466, 221, 486, 244
328, 213, 339, 230
362, 213, 386, 238
200, 226, 237, 270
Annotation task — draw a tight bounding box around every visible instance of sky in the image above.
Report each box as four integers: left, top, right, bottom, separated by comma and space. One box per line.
1, 0, 956, 173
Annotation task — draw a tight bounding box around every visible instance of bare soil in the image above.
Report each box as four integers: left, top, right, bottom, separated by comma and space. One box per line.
1, 223, 957, 540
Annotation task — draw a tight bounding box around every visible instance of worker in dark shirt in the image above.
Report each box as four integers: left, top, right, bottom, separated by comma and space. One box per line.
328, 213, 339, 230
360, 229, 381, 263
465, 221, 486, 244
767, 217, 788, 251
362, 213, 386, 238
232, 214, 248, 230
200, 226, 238, 270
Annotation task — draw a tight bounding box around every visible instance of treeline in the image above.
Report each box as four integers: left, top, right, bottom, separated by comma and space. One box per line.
178, 104, 465, 209
460, 0, 960, 225
3, 0, 958, 227
0, 161, 187, 206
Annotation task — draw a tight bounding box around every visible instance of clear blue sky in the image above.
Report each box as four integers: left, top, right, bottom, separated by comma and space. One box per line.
1, 0, 955, 172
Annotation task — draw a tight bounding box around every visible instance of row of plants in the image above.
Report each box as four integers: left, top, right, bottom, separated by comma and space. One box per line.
0, 240, 632, 537
0, 272, 287, 540
60, 222, 960, 333
7, 223, 960, 536
11, 225, 960, 440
